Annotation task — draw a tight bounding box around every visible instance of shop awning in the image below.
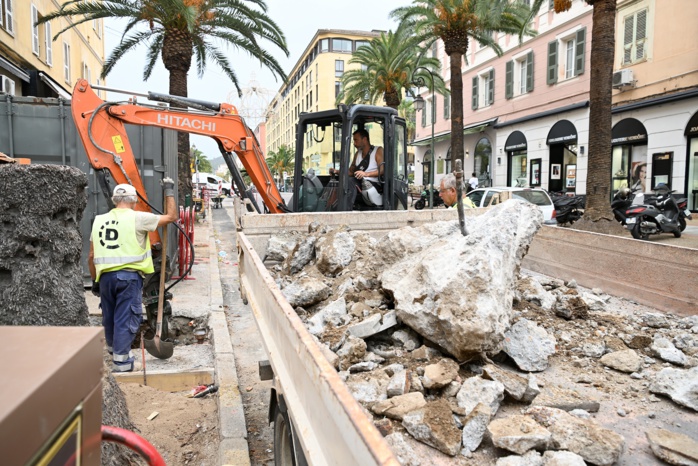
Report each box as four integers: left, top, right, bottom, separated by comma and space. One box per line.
0, 56, 30, 82
505, 130, 527, 151
39, 72, 72, 100
547, 120, 577, 145
411, 117, 498, 146
612, 118, 647, 145
685, 111, 698, 137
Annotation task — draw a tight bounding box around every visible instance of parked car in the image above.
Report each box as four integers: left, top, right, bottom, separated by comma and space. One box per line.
192, 173, 233, 196
466, 187, 557, 224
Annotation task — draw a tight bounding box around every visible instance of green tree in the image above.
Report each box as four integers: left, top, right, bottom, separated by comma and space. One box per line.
554, 0, 620, 230
266, 145, 294, 187
391, 0, 542, 178
38, 0, 288, 205
190, 146, 213, 173
336, 24, 447, 110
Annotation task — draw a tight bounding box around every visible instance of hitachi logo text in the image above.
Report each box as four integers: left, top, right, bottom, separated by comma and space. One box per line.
157, 114, 216, 132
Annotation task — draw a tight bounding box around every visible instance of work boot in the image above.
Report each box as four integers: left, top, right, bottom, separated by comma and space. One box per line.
112, 361, 142, 373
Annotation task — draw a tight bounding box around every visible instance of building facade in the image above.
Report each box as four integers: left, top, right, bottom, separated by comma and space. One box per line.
412, 0, 698, 211
0, 0, 105, 99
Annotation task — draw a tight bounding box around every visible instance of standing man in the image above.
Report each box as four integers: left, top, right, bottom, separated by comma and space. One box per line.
468, 172, 479, 191
439, 174, 475, 209
88, 180, 178, 372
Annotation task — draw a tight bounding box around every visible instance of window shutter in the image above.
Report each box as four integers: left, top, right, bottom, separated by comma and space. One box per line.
472, 76, 479, 110
5, 0, 14, 34
31, 5, 39, 55
63, 43, 70, 83
488, 69, 495, 105
547, 40, 558, 84
526, 51, 534, 92
421, 103, 427, 127
45, 22, 52, 65
635, 9, 647, 61
575, 27, 586, 76
623, 14, 634, 64
505, 60, 513, 99
443, 94, 450, 119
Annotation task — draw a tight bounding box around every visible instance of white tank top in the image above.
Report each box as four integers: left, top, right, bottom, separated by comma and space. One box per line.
354, 146, 379, 182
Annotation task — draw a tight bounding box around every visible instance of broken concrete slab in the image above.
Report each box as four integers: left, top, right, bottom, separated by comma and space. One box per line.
460, 403, 491, 456
287, 235, 317, 274
503, 319, 557, 372
282, 276, 330, 308
402, 399, 462, 456
422, 358, 460, 390
336, 335, 367, 371
542, 450, 586, 466
649, 366, 698, 412
456, 375, 505, 416
382, 201, 543, 361
532, 385, 601, 413
387, 370, 410, 398
495, 451, 543, 466
306, 297, 348, 335
315, 228, 355, 276
391, 328, 421, 351
516, 276, 556, 310
372, 392, 427, 421
384, 432, 421, 466
487, 414, 551, 455
264, 231, 300, 262
646, 428, 698, 466
483, 364, 540, 402
599, 349, 642, 373
410, 345, 443, 362
554, 294, 589, 320
526, 406, 624, 466
347, 310, 397, 338
651, 337, 690, 367
345, 371, 388, 404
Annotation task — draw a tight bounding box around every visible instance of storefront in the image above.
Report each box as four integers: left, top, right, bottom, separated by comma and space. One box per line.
611, 118, 648, 195
505, 131, 528, 187
685, 111, 698, 211
473, 138, 492, 187
546, 120, 578, 193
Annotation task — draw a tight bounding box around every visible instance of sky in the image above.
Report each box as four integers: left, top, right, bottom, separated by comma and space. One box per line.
103, 0, 405, 161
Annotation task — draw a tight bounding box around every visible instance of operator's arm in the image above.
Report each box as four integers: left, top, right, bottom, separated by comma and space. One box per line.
348, 154, 358, 177
375, 147, 384, 176
88, 242, 96, 280
157, 177, 178, 227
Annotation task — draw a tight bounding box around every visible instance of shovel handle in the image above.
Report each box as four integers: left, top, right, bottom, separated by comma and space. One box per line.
155, 224, 167, 339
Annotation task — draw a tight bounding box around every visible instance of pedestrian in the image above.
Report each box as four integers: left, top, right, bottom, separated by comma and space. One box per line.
468, 172, 479, 192
88, 180, 178, 372
439, 173, 476, 209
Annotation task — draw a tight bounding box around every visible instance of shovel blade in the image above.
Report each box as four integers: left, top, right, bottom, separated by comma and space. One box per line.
144, 335, 174, 359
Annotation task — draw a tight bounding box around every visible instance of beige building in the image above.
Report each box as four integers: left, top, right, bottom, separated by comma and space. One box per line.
265, 29, 383, 164
0, 0, 105, 98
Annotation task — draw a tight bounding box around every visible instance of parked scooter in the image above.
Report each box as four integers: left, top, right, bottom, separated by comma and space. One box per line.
611, 187, 642, 226
550, 192, 585, 225
623, 183, 693, 240
414, 187, 444, 210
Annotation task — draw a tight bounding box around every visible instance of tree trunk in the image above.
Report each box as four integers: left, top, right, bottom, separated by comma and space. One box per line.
449, 51, 465, 175
584, 0, 617, 221
384, 88, 401, 109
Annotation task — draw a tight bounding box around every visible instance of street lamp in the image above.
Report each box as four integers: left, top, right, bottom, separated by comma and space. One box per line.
412, 67, 436, 209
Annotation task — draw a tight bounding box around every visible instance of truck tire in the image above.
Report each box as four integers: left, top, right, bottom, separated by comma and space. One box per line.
273, 402, 307, 466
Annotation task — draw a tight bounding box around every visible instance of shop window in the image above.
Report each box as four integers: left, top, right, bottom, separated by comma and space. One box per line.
475, 137, 492, 187
509, 151, 528, 187
623, 9, 647, 65
547, 27, 585, 84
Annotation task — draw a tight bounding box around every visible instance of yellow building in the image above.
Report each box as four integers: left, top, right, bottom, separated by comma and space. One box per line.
0, 0, 105, 98
265, 29, 385, 172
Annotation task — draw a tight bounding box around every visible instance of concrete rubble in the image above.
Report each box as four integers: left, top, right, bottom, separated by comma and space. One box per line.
264, 199, 698, 463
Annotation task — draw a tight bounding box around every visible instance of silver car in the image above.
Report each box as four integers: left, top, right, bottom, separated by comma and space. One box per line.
466, 187, 557, 224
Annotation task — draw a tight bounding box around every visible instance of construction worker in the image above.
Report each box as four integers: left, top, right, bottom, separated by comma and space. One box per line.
88, 180, 177, 372
439, 173, 476, 209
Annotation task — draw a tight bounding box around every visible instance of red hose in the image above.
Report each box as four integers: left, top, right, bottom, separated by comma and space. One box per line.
101, 425, 166, 466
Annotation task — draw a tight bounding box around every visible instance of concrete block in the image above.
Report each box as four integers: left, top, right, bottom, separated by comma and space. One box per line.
219, 438, 251, 466
209, 311, 234, 354
216, 353, 248, 440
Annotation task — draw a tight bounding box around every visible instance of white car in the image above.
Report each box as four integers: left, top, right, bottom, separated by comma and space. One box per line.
192, 173, 233, 196
466, 187, 557, 224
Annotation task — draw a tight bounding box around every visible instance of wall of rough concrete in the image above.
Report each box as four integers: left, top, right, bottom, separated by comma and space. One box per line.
0, 164, 88, 325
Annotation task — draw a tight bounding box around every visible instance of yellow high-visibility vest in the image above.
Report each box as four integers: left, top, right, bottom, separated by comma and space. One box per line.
92, 209, 153, 281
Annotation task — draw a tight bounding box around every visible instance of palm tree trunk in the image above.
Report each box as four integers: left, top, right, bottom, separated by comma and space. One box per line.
449, 51, 465, 172
584, 0, 617, 220
384, 88, 401, 109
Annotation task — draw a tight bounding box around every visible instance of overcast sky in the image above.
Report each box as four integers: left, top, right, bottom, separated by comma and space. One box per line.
103, 0, 404, 161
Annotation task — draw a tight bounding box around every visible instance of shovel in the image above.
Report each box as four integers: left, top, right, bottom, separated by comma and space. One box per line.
144, 223, 174, 359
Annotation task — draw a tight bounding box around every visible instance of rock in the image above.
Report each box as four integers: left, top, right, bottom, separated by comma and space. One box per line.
456, 376, 505, 416
384, 433, 421, 466
646, 428, 698, 466
347, 310, 397, 338
517, 276, 557, 310
348, 361, 380, 373
442, 381, 461, 398
569, 409, 591, 420
526, 406, 624, 466
532, 386, 600, 413
649, 367, 698, 412
410, 345, 442, 362
306, 297, 348, 335
372, 392, 427, 420
599, 349, 642, 373
264, 232, 299, 262
542, 450, 586, 466
402, 399, 463, 456
382, 202, 543, 361
488, 415, 552, 455
391, 328, 421, 351
387, 370, 410, 397
315, 228, 355, 275
287, 235, 317, 273
336, 335, 367, 371
282, 276, 330, 308
422, 358, 460, 389
482, 364, 540, 402
627, 334, 652, 349
566, 279, 577, 288
651, 337, 690, 367
554, 294, 588, 320
345, 372, 388, 403
603, 336, 628, 353
581, 340, 606, 358
503, 319, 557, 372
349, 301, 371, 318
383, 363, 404, 377
460, 403, 492, 455
495, 451, 544, 466
674, 334, 697, 351
409, 372, 425, 394
644, 312, 671, 329
580, 291, 606, 312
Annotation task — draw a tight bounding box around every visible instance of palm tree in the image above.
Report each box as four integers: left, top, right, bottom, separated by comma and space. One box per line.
38, 0, 288, 204
554, 0, 619, 229
190, 145, 213, 173
336, 25, 447, 110
266, 145, 294, 188
391, 0, 543, 177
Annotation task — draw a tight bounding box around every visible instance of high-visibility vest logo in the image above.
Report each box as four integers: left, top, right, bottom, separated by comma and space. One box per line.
99, 220, 120, 250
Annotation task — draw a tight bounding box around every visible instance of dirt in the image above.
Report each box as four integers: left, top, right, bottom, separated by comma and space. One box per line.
119, 383, 219, 465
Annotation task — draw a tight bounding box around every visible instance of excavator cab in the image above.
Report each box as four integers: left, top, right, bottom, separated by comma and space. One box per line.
292, 105, 409, 212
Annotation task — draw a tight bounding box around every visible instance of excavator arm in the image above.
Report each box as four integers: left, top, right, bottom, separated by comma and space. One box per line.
71, 79, 289, 221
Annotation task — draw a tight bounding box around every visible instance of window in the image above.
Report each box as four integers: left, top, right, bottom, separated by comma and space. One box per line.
1, 0, 14, 34
93, 18, 101, 38
63, 42, 70, 83
31, 4, 39, 56
355, 40, 369, 51
547, 27, 585, 84
421, 103, 426, 127
443, 94, 450, 119
335, 60, 344, 78
332, 38, 352, 52
335, 81, 342, 98
320, 38, 329, 53
506, 51, 534, 99
44, 20, 52, 65
431, 41, 438, 58
472, 69, 494, 109
623, 9, 647, 64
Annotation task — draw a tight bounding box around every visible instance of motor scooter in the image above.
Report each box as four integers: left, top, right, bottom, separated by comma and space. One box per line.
550, 192, 585, 225
414, 187, 444, 210
611, 187, 643, 225
624, 183, 693, 240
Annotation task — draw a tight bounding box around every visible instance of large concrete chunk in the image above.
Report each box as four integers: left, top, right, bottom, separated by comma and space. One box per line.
382, 201, 543, 360
422, 358, 460, 390
306, 297, 348, 335
372, 392, 427, 420
649, 367, 698, 412
402, 399, 462, 456
460, 403, 492, 455
483, 364, 540, 402
281, 276, 330, 308
315, 228, 355, 276
600, 349, 642, 373
503, 319, 557, 372
646, 428, 698, 466
456, 376, 505, 416
488, 415, 551, 455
